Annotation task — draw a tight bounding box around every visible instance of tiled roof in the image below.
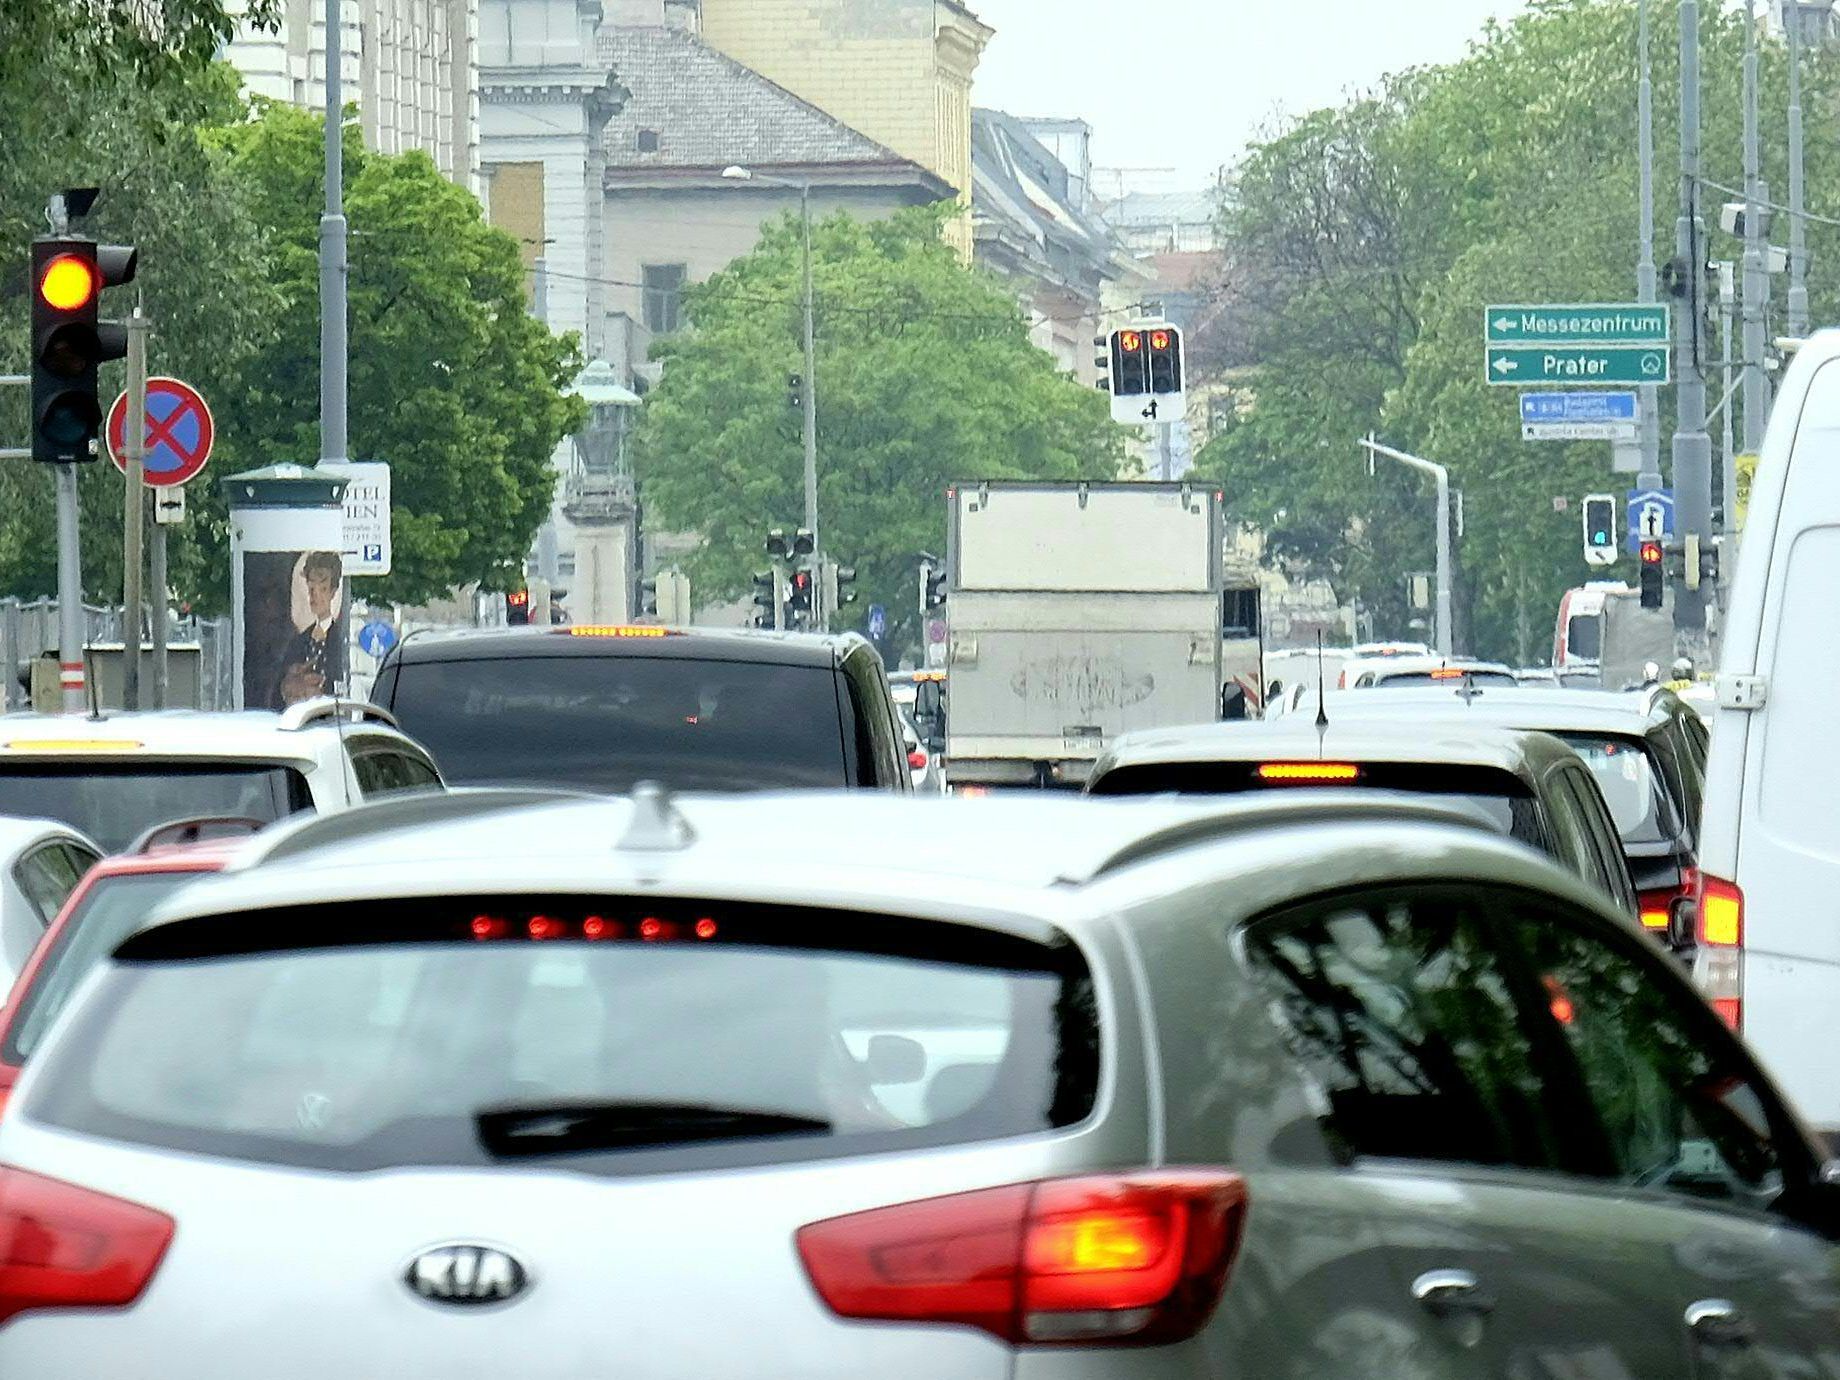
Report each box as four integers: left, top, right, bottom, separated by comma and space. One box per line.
1104, 188, 1219, 228
600, 26, 922, 174
972, 108, 1115, 283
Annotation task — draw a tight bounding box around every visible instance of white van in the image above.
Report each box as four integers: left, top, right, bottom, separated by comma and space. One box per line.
1700, 328, 1840, 1141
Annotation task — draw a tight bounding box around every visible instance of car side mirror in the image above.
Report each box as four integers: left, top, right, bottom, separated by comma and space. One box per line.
863, 1034, 926, 1085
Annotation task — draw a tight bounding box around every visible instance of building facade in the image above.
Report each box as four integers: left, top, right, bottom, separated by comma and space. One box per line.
692, 0, 990, 252
223, 0, 481, 188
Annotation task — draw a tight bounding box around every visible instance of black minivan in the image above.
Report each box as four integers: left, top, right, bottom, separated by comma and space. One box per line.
371, 626, 912, 794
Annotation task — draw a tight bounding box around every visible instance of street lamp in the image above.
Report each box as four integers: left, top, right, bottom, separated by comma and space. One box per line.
723, 165, 819, 551
1361, 435, 1454, 658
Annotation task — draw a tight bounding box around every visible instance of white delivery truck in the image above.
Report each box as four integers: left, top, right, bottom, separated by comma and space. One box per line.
944, 480, 1242, 789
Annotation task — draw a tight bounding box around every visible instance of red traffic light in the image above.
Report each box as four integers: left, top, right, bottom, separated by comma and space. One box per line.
38, 254, 97, 312
1150, 329, 1171, 351
507, 589, 530, 606
1119, 330, 1143, 353
1639, 541, 1664, 565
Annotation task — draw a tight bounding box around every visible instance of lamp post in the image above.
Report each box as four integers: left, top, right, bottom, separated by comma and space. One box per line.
1360, 435, 1453, 659
723, 166, 819, 548
1786, 0, 1834, 337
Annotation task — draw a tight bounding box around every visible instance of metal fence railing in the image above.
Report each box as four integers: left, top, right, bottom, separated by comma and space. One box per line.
0, 598, 234, 712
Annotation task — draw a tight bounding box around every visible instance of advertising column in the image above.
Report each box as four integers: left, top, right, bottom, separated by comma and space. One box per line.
221, 464, 350, 711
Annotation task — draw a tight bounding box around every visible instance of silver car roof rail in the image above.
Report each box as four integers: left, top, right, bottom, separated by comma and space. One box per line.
278, 697, 401, 732
1070, 792, 1504, 885
234, 788, 595, 870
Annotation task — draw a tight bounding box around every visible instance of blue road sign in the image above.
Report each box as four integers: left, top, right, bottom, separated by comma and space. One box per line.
358, 620, 398, 659
867, 604, 888, 640
1520, 391, 1639, 425
1626, 488, 1675, 553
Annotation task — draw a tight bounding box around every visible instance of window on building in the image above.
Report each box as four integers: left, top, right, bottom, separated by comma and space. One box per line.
643, 264, 688, 335
637, 129, 660, 154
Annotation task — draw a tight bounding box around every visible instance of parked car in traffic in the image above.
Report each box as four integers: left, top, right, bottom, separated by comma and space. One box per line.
1340, 654, 1520, 689
1085, 719, 1641, 920
1700, 325, 1840, 1144
0, 788, 1834, 1376
0, 818, 98, 991
373, 627, 911, 794
0, 700, 442, 852
0, 827, 246, 1118
898, 706, 944, 793
1313, 686, 1708, 944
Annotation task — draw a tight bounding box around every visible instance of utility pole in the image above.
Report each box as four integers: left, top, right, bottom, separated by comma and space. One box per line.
1741, 1, 1771, 456
149, 500, 168, 708
1719, 262, 1737, 533
319, 0, 348, 468
1637, 0, 1662, 488
121, 307, 150, 709
1788, 0, 1812, 336
1673, 0, 1712, 646
1361, 435, 1453, 659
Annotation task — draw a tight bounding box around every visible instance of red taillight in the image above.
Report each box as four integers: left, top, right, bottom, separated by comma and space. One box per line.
907, 749, 928, 771
0, 1167, 174, 1326
1694, 874, 1745, 1030
797, 1170, 1247, 1347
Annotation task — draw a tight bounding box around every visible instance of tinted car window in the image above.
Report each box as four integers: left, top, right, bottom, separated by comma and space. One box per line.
1503, 904, 1786, 1208
13, 843, 84, 926
0, 765, 311, 853
31, 899, 1099, 1176
350, 747, 440, 800
385, 655, 852, 792
2, 871, 201, 1065
1554, 767, 1637, 914
1567, 615, 1603, 661
1243, 886, 1598, 1174
1371, 670, 1520, 688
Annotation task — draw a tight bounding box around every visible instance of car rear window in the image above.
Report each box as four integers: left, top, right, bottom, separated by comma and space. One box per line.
1088, 761, 1552, 853
0, 763, 311, 852
384, 656, 851, 792
28, 898, 1099, 1176
1554, 734, 1675, 845
1370, 670, 1520, 688
2, 872, 205, 1067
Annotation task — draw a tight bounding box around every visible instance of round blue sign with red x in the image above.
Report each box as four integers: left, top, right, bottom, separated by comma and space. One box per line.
106, 376, 214, 488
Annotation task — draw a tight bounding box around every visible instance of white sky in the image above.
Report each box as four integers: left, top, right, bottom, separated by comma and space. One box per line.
969, 0, 1533, 191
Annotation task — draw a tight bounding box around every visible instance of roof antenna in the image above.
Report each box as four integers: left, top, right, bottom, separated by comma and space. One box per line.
1313, 630, 1329, 731
329, 698, 355, 808
1457, 671, 1482, 705
617, 781, 696, 852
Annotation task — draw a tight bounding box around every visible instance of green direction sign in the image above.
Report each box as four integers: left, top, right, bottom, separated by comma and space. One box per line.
1486, 345, 1671, 387
1485, 304, 1670, 345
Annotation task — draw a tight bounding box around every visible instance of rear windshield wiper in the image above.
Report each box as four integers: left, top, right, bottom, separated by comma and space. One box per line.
475, 1101, 833, 1158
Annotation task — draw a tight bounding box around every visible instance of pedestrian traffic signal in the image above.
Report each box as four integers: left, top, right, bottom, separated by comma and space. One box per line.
923, 566, 948, 611
824, 562, 857, 612
1147, 326, 1184, 395
30, 237, 137, 462
506, 588, 531, 625
1582, 494, 1618, 566
1639, 540, 1665, 610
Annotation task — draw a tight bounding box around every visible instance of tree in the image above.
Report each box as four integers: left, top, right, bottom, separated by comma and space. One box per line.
632, 205, 1124, 644
207, 104, 586, 607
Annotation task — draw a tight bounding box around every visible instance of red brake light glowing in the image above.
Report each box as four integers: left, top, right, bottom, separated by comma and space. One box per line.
908, 749, 928, 770
527, 915, 566, 941
638, 917, 666, 941
471, 914, 507, 940
797, 1170, 1248, 1347
0, 1167, 175, 1326
694, 917, 719, 940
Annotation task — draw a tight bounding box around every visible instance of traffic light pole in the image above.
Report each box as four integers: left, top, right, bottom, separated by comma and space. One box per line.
1672, 0, 1712, 651
1361, 436, 1453, 659
121, 307, 149, 710
320, 0, 349, 468
54, 465, 84, 713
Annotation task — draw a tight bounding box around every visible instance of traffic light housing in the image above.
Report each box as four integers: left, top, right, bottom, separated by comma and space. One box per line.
1147, 326, 1183, 395
1582, 494, 1618, 565
750, 571, 779, 629
787, 373, 802, 411
640, 577, 659, 616
1109, 328, 1149, 396
1639, 540, 1665, 610
923, 566, 947, 611
786, 569, 814, 623
30, 237, 137, 462
506, 588, 531, 625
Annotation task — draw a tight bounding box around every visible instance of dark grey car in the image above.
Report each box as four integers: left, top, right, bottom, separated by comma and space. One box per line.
1085, 718, 1642, 921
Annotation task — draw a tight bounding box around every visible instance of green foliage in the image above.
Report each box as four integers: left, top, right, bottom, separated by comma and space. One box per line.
209, 104, 585, 607
633, 205, 1125, 645
1199, 0, 1840, 660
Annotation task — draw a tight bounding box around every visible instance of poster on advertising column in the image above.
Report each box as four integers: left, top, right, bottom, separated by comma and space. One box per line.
241, 549, 348, 711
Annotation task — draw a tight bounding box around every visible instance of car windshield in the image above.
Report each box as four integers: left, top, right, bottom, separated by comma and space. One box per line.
0, 764, 311, 852
385, 656, 851, 792
1372, 670, 1520, 688
1555, 734, 1673, 845
29, 899, 1098, 1176
1567, 615, 1604, 661
2, 871, 204, 1066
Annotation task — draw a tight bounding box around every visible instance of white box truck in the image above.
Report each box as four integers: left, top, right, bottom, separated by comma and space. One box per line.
944, 480, 1240, 789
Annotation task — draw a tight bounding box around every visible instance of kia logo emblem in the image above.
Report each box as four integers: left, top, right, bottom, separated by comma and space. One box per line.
403, 1243, 530, 1307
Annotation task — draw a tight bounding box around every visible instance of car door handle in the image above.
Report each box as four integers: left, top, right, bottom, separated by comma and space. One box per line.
1412, 1269, 1497, 1318
1685, 1298, 1756, 1347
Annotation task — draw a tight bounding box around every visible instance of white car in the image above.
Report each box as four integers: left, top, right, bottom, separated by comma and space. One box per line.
0, 699, 443, 852
1340, 654, 1519, 690
1699, 326, 1840, 1142
0, 816, 99, 988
